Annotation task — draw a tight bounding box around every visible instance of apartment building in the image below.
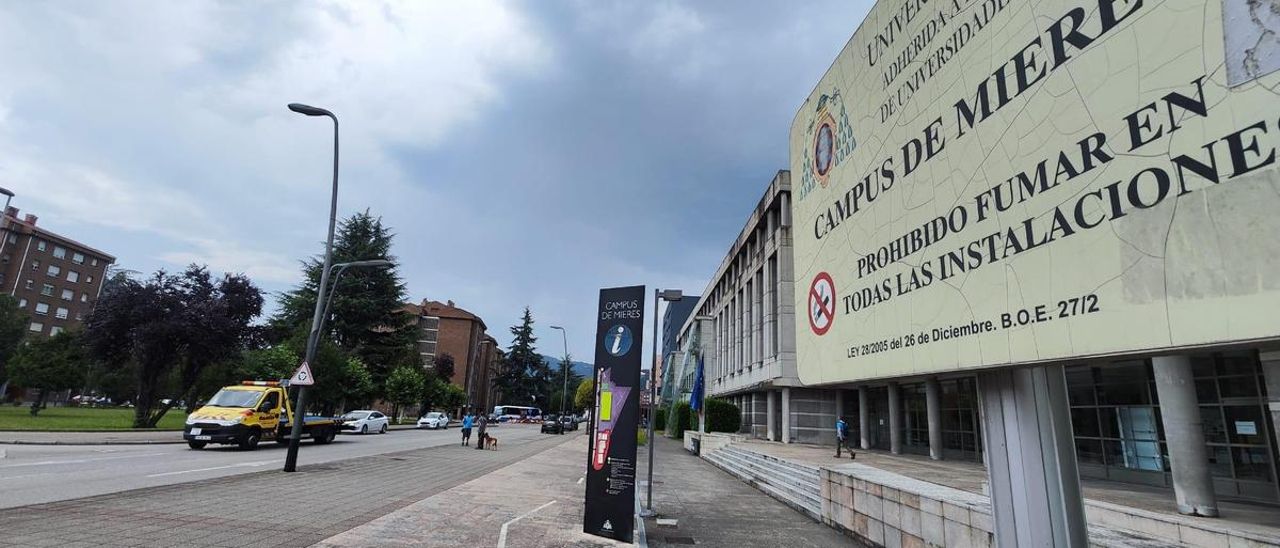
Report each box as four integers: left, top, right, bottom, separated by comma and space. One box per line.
0, 206, 114, 338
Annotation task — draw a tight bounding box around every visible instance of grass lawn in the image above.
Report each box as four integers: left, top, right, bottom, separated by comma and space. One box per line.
0, 405, 187, 431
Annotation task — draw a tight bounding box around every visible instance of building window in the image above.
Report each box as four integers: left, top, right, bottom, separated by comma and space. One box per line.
81, 293, 89, 303
36, 240, 46, 252
67, 271, 79, 283
50, 326, 63, 335
72, 252, 85, 264
6, 234, 15, 244
28, 322, 42, 333
61, 289, 73, 301
31, 260, 39, 271
90, 258, 98, 266
17, 298, 26, 308
24, 280, 33, 290
55, 307, 68, 320
35, 302, 49, 315
74, 312, 83, 321
1, 253, 8, 263
41, 283, 54, 296
86, 275, 93, 284
47, 265, 60, 277
52, 246, 66, 259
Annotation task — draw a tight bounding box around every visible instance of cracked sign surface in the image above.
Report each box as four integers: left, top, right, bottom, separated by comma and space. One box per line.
790, 0, 1280, 384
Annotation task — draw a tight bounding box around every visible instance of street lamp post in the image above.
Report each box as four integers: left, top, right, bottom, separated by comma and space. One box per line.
550, 325, 570, 418
642, 288, 683, 517
284, 102, 340, 474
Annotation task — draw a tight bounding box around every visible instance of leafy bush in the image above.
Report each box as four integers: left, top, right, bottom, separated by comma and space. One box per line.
654, 407, 667, 431
705, 398, 741, 433
670, 401, 693, 439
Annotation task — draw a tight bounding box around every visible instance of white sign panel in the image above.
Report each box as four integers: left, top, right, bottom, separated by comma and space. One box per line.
790, 0, 1280, 384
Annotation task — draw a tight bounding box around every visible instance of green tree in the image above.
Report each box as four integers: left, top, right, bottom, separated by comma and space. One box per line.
9, 330, 85, 416
386, 365, 425, 422
83, 266, 263, 427
272, 211, 417, 389
493, 307, 546, 405
0, 295, 29, 401
549, 354, 583, 414
573, 376, 595, 412
432, 352, 456, 384
239, 345, 298, 381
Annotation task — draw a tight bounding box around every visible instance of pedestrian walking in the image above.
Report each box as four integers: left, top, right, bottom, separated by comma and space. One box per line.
475, 414, 488, 451
835, 416, 855, 459
461, 413, 474, 446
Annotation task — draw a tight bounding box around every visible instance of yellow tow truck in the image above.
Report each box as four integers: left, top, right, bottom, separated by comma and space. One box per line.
183, 381, 339, 450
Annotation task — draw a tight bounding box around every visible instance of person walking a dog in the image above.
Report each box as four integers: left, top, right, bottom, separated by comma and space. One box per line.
474, 414, 488, 451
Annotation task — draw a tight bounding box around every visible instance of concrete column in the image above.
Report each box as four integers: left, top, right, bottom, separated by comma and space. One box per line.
859, 386, 871, 450
888, 382, 902, 455
978, 365, 1088, 547
1262, 351, 1280, 464
766, 390, 777, 441
1153, 355, 1219, 517
781, 387, 792, 444
926, 377, 944, 460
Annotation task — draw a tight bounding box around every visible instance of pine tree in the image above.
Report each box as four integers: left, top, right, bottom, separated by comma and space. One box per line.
494, 307, 549, 406
272, 210, 417, 390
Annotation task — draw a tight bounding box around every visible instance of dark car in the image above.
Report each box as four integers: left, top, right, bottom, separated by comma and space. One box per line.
559, 415, 577, 431
541, 414, 565, 434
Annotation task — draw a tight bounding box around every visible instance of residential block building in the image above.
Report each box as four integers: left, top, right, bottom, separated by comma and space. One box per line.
403, 299, 496, 412
0, 206, 114, 338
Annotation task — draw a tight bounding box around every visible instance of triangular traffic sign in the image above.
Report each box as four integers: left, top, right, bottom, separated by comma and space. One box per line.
289, 361, 315, 386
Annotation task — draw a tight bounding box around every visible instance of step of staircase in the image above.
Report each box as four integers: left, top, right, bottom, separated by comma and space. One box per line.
711, 448, 821, 495
720, 446, 821, 480
704, 447, 822, 520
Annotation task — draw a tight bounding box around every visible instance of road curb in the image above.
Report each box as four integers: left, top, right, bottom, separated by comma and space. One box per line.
0, 439, 187, 445
0, 423, 437, 445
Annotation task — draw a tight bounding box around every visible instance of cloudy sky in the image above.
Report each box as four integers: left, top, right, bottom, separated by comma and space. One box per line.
0, 0, 870, 363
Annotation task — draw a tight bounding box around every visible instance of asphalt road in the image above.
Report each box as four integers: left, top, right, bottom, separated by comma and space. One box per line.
0, 422, 550, 509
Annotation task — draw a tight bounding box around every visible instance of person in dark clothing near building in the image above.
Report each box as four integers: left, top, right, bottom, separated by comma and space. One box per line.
835, 416, 855, 459
474, 414, 488, 450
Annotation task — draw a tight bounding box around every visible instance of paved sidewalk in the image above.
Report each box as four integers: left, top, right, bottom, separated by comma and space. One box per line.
0, 424, 421, 445
317, 432, 622, 548
639, 436, 859, 547
0, 430, 568, 547
315, 431, 622, 548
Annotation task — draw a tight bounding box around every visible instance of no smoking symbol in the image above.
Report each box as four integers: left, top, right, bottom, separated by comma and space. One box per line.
809, 272, 835, 336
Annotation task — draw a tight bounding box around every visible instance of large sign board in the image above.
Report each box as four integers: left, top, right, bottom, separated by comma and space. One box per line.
584, 285, 644, 543
791, 0, 1280, 384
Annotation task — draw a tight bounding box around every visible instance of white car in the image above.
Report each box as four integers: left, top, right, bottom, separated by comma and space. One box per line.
341, 410, 389, 434
417, 412, 451, 429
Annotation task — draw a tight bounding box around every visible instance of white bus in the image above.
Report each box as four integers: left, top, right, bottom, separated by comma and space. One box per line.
492, 405, 542, 422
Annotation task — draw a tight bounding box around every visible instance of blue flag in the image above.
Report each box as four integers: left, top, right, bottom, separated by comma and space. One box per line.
690, 355, 705, 411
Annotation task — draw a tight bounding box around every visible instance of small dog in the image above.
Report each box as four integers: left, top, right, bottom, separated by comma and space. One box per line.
485, 435, 499, 450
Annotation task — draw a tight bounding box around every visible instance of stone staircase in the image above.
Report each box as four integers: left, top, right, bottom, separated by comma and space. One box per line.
703, 444, 823, 520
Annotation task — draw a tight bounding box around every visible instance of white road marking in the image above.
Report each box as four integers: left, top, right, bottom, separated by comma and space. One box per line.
0, 452, 167, 469
145, 460, 274, 478
496, 500, 556, 548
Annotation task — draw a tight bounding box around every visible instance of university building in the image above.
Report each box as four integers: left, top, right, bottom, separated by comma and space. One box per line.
671, 172, 1280, 509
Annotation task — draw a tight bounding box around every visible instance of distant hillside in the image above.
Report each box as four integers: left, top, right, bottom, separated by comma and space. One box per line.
541, 354, 593, 378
